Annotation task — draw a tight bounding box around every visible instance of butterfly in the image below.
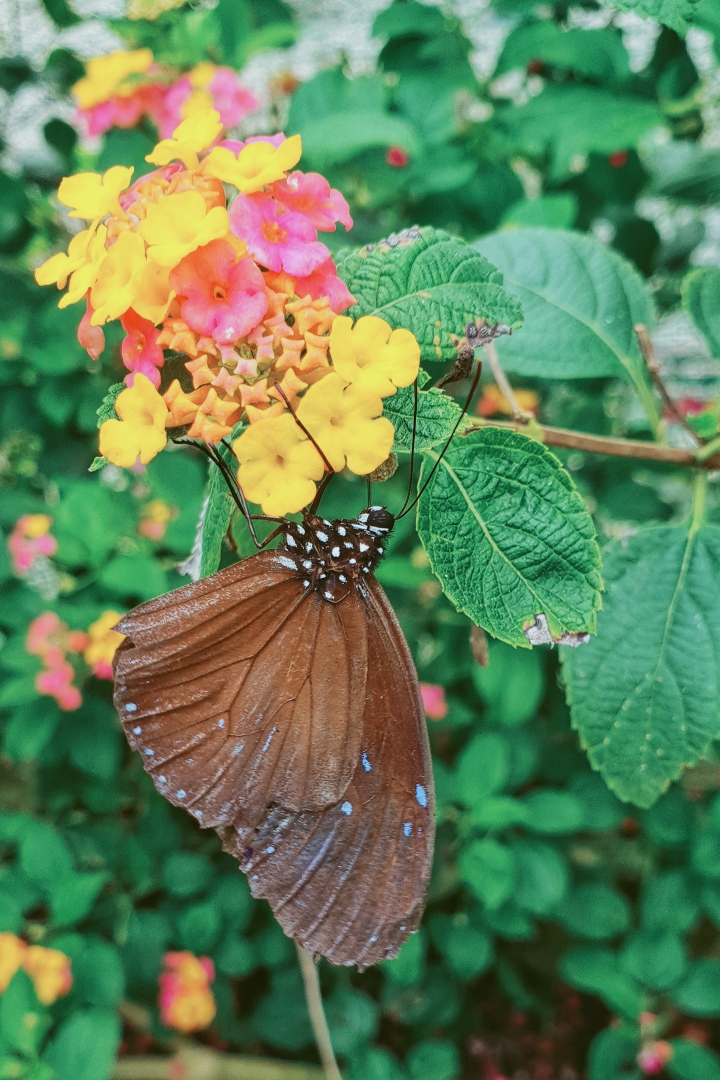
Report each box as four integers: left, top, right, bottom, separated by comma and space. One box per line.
112, 503, 434, 967
111, 351, 481, 968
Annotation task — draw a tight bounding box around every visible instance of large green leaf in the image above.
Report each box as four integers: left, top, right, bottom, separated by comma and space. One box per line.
48, 1008, 120, 1080
562, 515, 720, 808
476, 230, 656, 399
384, 379, 462, 453
494, 84, 663, 180
336, 226, 523, 363
300, 110, 420, 168
682, 266, 720, 357
416, 428, 602, 647
496, 24, 630, 83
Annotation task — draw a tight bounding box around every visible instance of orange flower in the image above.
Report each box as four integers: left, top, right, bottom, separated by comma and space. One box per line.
477, 384, 539, 418
159, 952, 216, 1033
22, 946, 73, 1005
0, 934, 26, 993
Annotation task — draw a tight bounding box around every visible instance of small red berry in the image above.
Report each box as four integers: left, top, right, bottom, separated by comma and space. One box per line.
386, 146, 410, 168
609, 151, 629, 169
527, 59, 544, 74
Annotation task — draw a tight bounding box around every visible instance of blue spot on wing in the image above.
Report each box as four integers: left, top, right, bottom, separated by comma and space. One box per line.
415, 783, 427, 808
362, 751, 372, 772
341, 801, 353, 816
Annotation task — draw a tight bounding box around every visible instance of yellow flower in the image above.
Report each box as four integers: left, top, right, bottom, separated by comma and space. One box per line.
146, 110, 223, 171
99, 373, 168, 468
139, 191, 229, 268
35, 227, 96, 290
22, 946, 73, 1006
189, 62, 217, 89
23, 515, 53, 539
232, 413, 324, 516
72, 48, 154, 109
60, 225, 109, 309
133, 260, 175, 324
83, 610, 125, 675
204, 135, 302, 194
297, 372, 394, 475
90, 230, 146, 325
0, 933, 26, 993
329, 315, 420, 398
58, 166, 134, 223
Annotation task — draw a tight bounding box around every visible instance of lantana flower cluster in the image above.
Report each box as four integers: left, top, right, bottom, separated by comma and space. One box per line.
73, 48, 258, 139
8, 515, 58, 576
25, 609, 125, 710
36, 109, 422, 516
0, 933, 73, 1005
159, 951, 216, 1033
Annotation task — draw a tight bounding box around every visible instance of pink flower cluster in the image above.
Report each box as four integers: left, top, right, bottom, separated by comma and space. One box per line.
420, 683, 449, 721
78, 63, 257, 140
159, 952, 216, 1033
7, 515, 57, 576
26, 612, 87, 711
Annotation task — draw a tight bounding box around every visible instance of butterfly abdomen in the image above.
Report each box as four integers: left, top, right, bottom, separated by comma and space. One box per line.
281, 507, 394, 604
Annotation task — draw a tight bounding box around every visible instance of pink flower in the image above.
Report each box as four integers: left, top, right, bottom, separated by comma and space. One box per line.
420, 683, 448, 721
229, 192, 330, 277
36, 664, 82, 712
638, 1041, 673, 1075
8, 516, 58, 576
26, 612, 62, 654
293, 256, 356, 314
120, 309, 165, 387
271, 171, 353, 231
169, 239, 268, 345
78, 297, 105, 360
208, 68, 258, 129
387, 146, 410, 168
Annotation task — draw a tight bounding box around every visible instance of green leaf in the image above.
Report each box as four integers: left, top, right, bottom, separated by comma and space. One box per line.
0, 971, 44, 1056
459, 838, 515, 910
587, 1026, 640, 1080
562, 521, 720, 808
521, 790, 586, 834
48, 1008, 120, 1080
682, 266, 720, 357
95, 383, 124, 428
4, 700, 61, 762
621, 929, 687, 991
49, 871, 108, 927
163, 852, 214, 899
252, 970, 312, 1051
385, 383, 462, 454
300, 110, 420, 167
559, 947, 643, 1018
496, 24, 630, 83
176, 900, 220, 954
72, 940, 125, 1007
472, 640, 545, 726
494, 84, 663, 180
98, 554, 168, 602
455, 733, 509, 804
429, 915, 494, 980
383, 930, 427, 987
500, 195, 579, 231
19, 823, 73, 888
557, 883, 631, 939
672, 960, 720, 1017
668, 1040, 720, 1080
417, 428, 602, 646
88, 456, 108, 473
511, 838, 568, 915
476, 229, 656, 392
406, 1039, 461, 1080
336, 226, 523, 364
603, 0, 701, 35
326, 989, 379, 1057
642, 870, 699, 933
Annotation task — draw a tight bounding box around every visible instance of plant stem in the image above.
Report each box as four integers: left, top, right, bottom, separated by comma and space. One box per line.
635, 324, 701, 445
296, 946, 342, 1080
466, 418, 720, 470
484, 341, 534, 420
691, 471, 707, 535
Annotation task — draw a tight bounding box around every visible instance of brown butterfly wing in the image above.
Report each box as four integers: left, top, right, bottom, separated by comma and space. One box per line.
220, 575, 435, 968
113, 550, 368, 825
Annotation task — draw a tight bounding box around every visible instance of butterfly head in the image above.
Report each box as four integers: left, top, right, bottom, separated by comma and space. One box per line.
357, 506, 395, 536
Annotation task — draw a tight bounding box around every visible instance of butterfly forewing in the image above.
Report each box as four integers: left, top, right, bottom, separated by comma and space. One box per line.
221, 576, 434, 967
113, 550, 368, 824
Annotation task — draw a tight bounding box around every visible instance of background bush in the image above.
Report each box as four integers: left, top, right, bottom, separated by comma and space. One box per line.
3, 0, 720, 1077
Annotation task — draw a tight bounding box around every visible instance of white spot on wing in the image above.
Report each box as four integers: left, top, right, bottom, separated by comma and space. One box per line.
218, 718, 225, 728
176, 790, 186, 799
261, 728, 276, 753
133, 726, 142, 735
278, 555, 298, 570
362, 751, 372, 772
403, 822, 412, 837
416, 783, 427, 807
144, 749, 154, 756
286, 535, 297, 547
331, 546, 340, 558
341, 801, 353, 815
317, 531, 329, 543
125, 703, 137, 712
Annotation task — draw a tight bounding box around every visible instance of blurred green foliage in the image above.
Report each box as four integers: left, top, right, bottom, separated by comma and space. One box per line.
3, 0, 720, 1078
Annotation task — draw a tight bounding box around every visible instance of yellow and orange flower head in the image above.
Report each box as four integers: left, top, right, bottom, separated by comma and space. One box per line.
0, 933, 26, 994
159, 952, 216, 1034
233, 413, 325, 516
83, 611, 125, 679
296, 372, 394, 475
99, 374, 169, 468
58, 166, 134, 225
329, 315, 421, 398
139, 190, 229, 267
90, 229, 147, 325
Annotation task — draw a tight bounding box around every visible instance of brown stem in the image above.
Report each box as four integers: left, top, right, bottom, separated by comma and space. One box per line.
465, 418, 720, 469
112, 1049, 323, 1079
485, 341, 534, 421
296, 945, 343, 1080
634, 324, 702, 445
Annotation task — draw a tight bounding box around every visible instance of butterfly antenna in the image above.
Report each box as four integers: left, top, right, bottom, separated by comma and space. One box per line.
397, 354, 482, 519
273, 385, 337, 516
398, 376, 419, 516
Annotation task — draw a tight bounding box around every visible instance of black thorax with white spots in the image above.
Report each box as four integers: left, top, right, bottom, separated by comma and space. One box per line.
280, 506, 394, 604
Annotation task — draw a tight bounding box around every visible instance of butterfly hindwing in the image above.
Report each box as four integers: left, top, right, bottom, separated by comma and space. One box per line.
221, 576, 434, 967
113, 550, 368, 826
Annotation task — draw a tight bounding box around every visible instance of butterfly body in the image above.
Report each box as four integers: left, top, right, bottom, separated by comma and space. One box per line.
113, 506, 434, 966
